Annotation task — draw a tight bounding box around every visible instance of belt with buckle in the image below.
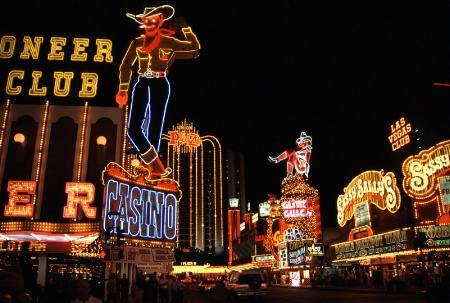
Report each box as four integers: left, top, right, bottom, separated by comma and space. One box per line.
139, 71, 166, 78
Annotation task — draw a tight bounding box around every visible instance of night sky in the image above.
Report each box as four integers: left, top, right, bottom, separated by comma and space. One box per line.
2, 0, 450, 227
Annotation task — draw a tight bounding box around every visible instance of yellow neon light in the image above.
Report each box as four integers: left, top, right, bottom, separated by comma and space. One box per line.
20, 36, 44, 59
388, 117, 412, 152
163, 122, 223, 251
28, 71, 47, 96
337, 170, 401, 227
0, 100, 10, 151
6, 70, 24, 95
63, 182, 96, 219
47, 37, 66, 60
78, 73, 98, 98
4, 181, 35, 217
53, 72, 74, 96
35, 101, 49, 189
1, 35, 113, 98
402, 140, 450, 199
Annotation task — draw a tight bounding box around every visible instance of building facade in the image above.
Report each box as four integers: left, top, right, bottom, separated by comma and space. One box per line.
163, 120, 246, 262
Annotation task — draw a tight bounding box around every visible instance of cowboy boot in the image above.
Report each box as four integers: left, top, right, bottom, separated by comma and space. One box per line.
151, 157, 173, 179
139, 145, 158, 164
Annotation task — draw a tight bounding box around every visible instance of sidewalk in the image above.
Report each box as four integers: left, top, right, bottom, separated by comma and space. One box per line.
278, 281, 450, 302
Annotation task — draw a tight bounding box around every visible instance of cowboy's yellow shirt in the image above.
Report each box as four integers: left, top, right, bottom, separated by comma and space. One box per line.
118, 27, 200, 91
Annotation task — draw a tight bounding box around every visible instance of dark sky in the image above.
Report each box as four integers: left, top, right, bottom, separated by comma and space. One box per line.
2, 0, 450, 226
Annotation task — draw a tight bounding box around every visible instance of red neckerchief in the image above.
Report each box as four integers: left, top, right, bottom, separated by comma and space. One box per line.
142, 29, 176, 54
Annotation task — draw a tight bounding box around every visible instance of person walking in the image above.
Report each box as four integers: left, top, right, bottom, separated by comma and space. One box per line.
107, 274, 118, 303
157, 274, 168, 303
143, 273, 159, 303
174, 276, 184, 303
131, 281, 143, 303
169, 276, 177, 303
70, 279, 103, 303
120, 274, 130, 303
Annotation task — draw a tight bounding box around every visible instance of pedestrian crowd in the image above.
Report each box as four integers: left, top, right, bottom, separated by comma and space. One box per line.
106, 272, 185, 303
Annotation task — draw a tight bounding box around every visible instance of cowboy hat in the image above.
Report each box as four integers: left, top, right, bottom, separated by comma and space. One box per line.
296, 132, 312, 145
126, 5, 175, 24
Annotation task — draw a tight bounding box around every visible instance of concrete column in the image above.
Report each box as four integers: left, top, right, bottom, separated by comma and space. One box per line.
36, 253, 47, 286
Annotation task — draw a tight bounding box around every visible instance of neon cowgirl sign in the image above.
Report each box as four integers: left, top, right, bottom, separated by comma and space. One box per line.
101, 163, 181, 242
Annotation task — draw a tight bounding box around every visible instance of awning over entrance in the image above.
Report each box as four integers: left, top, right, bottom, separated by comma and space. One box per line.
116, 246, 175, 264
172, 265, 229, 274
0, 221, 100, 254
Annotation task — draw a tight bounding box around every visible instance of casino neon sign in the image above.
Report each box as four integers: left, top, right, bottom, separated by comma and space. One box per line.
102, 179, 178, 242
101, 163, 180, 242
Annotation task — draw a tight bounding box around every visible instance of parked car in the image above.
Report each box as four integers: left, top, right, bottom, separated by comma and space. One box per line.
198, 280, 216, 292
225, 269, 267, 301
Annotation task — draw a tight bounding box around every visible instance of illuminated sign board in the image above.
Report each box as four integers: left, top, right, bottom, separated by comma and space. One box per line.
283, 226, 307, 242
168, 131, 201, 147
229, 198, 239, 208
124, 246, 175, 264
337, 170, 401, 227
354, 201, 370, 228
281, 199, 313, 219
102, 163, 180, 242
439, 177, 450, 205
167, 120, 202, 148
255, 255, 275, 262
388, 117, 412, 151
1, 241, 74, 254
306, 243, 324, 257
1, 241, 47, 252
279, 247, 288, 268
0, 35, 112, 99
288, 241, 311, 266
419, 225, 450, 248
259, 202, 270, 217
402, 140, 450, 199
252, 213, 259, 223
272, 221, 285, 248
264, 218, 288, 261
3, 180, 96, 219
333, 228, 413, 260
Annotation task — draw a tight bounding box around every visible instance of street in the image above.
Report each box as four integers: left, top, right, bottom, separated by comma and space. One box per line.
182, 282, 431, 303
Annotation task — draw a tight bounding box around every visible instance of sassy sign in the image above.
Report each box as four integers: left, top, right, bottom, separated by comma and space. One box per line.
337, 170, 401, 227
402, 140, 450, 199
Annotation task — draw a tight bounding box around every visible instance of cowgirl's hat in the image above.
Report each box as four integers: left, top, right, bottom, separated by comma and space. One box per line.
126, 5, 175, 24
296, 132, 312, 146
